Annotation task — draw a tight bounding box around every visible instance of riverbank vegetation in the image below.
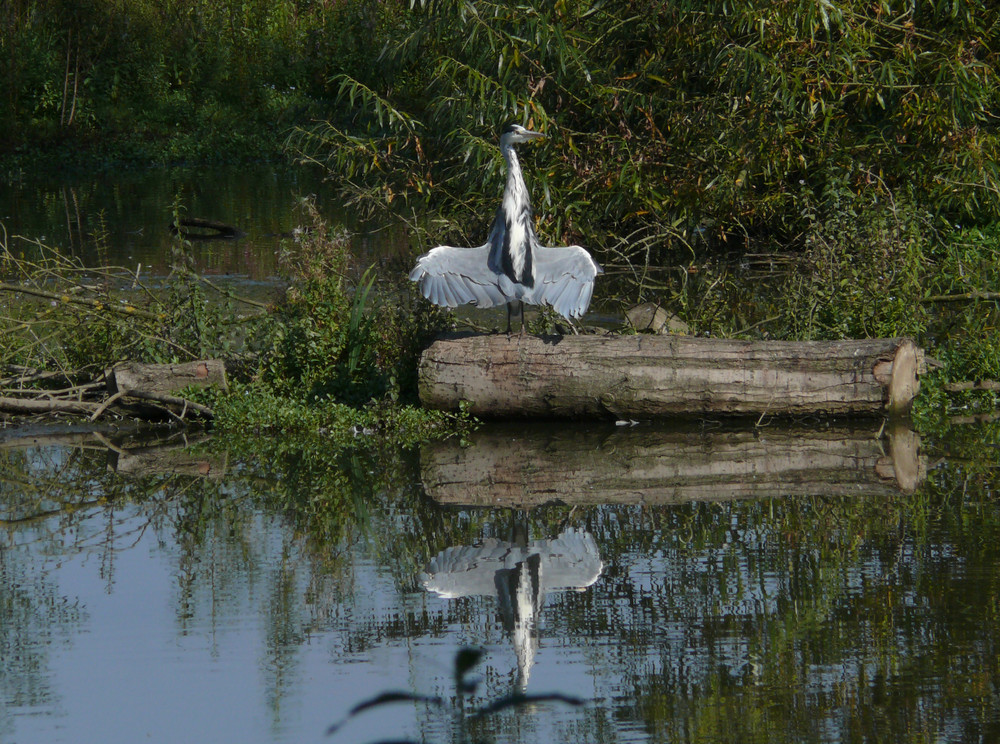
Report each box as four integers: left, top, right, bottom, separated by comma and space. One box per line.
0, 199, 465, 441
3, 0, 1000, 425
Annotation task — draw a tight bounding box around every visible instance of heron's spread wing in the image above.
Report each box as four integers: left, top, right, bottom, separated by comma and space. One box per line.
409, 244, 510, 309
528, 245, 603, 319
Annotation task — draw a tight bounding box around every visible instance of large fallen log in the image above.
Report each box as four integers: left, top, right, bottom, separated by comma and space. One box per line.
420, 422, 924, 508
418, 334, 923, 418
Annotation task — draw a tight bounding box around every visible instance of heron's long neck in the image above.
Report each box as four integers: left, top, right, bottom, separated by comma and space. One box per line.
493, 141, 536, 287
502, 144, 533, 226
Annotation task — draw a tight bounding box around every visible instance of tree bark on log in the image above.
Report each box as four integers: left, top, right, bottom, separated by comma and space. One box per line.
418, 334, 923, 418
108, 360, 228, 396
419, 422, 924, 508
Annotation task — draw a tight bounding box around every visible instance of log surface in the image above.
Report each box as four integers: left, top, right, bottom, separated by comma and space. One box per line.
418, 334, 922, 418
109, 360, 228, 396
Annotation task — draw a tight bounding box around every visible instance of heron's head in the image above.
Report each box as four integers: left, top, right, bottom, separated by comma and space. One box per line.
500, 123, 545, 147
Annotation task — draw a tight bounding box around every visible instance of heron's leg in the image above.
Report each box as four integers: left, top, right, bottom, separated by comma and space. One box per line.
506, 300, 524, 335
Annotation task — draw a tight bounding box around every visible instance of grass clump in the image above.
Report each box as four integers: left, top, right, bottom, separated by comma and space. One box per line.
212, 197, 464, 444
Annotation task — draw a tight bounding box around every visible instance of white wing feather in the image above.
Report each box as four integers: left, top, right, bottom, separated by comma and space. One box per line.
409, 244, 511, 309
526, 245, 603, 319
410, 242, 602, 320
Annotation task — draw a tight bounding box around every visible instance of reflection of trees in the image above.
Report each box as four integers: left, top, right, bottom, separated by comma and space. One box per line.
0, 547, 86, 734
546, 488, 1000, 743
0, 430, 497, 734
4, 427, 1000, 743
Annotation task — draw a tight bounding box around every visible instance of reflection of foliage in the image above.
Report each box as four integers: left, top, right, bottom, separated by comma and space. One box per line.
4, 423, 1000, 743
557, 475, 1000, 743
0, 547, 87, 716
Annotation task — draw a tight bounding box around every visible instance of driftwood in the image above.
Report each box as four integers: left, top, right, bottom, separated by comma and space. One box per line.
418, 334, 923, 419
108, 360, 228, 396
0, 396, 101, 416
168, 217, 246, 240
0, 360, 227, 422
419, 422, 925, 509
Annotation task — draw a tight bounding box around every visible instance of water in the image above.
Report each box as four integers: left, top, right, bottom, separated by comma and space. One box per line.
3, 167, 1000, 743
0, 164, 398, 281
3, 420, 1000, 744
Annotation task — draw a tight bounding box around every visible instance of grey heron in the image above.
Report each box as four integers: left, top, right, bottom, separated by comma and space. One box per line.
409, 123, 602, 331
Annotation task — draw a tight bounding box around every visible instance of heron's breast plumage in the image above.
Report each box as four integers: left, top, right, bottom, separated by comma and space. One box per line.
499, 157, 535, 287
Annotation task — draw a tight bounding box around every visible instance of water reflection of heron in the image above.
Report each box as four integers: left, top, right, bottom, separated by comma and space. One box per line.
421, 525, 602, 689
409, 124, 602, 331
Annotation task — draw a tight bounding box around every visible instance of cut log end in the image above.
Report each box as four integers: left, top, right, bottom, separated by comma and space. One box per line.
887, 340, 922, 417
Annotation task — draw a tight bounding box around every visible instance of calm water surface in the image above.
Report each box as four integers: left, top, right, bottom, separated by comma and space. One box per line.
2, 421, 1000, 744
1, 164, 406, 281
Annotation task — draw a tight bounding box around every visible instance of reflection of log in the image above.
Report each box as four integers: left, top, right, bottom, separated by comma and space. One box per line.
168, 217, 245, 240
0, 425, 225, 478
109, 360, 228, 396
420, 422, 925, 508
107, 442, 227, 479
418, 335, 922, 418
0, 429, 112, 450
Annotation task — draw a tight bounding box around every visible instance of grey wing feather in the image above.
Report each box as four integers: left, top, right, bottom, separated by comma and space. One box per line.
528, 245, 603, 319
409, 244, 510, 309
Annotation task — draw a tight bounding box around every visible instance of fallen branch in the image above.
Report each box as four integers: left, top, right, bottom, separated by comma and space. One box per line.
923, 290, 1000, 303
949, 411, 1000, 425
177, 267, 273, 311
123, 390, 214, 418
0, 395, 100, 415
89, 390, 125, 422
169, 217, 245, 240
0, 282, 162, 320
0, 360, 224, 422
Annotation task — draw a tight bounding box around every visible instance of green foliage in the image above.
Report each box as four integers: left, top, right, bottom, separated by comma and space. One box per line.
213, 197, 461, 439
0, 0, 388, 165
1, 201, 461, 443
249, 198, 446, 410
288, 0, 1000, 259
776, 175, 931, 341
0, 233, 245, 374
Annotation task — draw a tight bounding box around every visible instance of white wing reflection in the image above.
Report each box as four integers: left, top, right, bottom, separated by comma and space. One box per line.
421, 528, 602, 689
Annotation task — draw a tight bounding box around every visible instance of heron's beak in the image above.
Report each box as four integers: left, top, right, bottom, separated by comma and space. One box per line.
524, 129, 546, 141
